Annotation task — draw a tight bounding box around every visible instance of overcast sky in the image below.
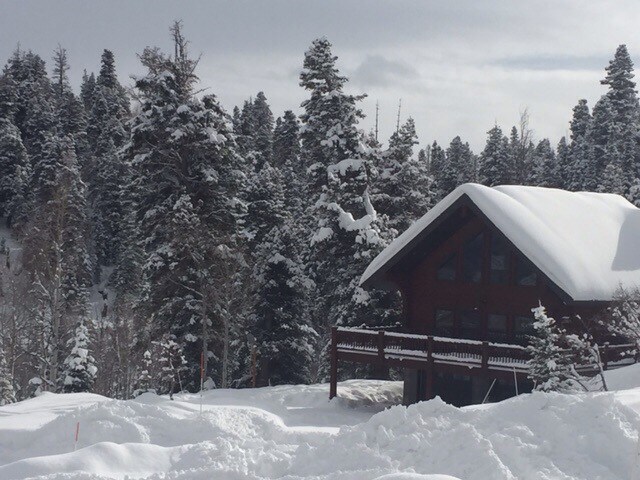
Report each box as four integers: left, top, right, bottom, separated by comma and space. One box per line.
2, 0, 640, 150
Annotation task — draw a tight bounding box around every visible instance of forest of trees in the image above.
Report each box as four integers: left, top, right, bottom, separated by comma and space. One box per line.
1, 22, 640, 404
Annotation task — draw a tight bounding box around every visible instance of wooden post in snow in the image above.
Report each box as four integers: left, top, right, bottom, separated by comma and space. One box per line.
329, 327, 338, 400
74, 421, 80, 451
199, 351, 204, 415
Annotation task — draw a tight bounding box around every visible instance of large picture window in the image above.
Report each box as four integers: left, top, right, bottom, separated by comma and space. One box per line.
437, 253, 457, 281
462, 233, 484, 283
490, 234, 509, 284
459, 309, 481, 339
434, 309, 454, 336
487, 313, 508, 342
515, 257, 537, 286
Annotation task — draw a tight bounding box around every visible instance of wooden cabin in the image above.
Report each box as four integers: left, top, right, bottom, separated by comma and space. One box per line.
330, 183, 640, 406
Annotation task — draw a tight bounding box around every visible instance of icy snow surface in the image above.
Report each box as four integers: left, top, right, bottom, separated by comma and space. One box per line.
361, 183, 640, 301
3, 374, 640, 479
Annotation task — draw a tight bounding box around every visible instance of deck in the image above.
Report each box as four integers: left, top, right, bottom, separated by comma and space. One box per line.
329, 326, 637, 399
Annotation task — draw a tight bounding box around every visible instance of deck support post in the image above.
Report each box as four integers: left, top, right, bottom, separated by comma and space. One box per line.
481, 341, 489, 370
425, 336, 434, 400
329, 327, 338, 399
377, 330, 385, 360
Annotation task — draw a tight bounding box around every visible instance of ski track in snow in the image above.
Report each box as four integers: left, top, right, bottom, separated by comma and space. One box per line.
1, 375, 640, 480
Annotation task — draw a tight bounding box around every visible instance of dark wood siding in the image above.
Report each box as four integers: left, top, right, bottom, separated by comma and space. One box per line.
395, 207, 602, 342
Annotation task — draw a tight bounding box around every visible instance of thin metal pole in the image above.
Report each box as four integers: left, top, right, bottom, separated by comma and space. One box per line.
513, 367, 519, 396
482, 378, 497, 404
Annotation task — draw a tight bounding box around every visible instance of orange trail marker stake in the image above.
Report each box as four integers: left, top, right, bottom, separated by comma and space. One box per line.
200, 351, 204, 415
74, 421, 80, 451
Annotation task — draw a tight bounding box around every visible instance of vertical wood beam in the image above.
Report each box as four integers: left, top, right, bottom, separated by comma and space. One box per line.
329, 327, 338, 399
425, 336, 434, 400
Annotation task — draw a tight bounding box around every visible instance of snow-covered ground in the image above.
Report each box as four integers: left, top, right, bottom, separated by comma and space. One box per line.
2, 374, 640, 480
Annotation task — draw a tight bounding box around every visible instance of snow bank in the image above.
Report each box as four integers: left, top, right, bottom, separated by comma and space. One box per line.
2, 380, 640, 479
361, 183, 640, 301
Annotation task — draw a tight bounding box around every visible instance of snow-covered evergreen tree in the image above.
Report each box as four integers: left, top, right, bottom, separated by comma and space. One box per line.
438, 136, 474, 195
253, 226, 316, 386
0, 118, 29, 227
373, 118, 434, 233
527, 305, 576, 392
429, 141, 447, 200
126, 22, 244, 390
299, 37, 398, 377
61, 320, 97, 393
478, 124, 511, 186
133, 350, 154, 396
555, 136, 571, 190
0, 350, 16, 405
532, 138, 559, 188
154, 333, 187, 399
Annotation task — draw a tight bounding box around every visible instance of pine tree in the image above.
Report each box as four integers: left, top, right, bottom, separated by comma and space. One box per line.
438, 136, 474, 195
478, 124, 511, 186
4, 50, 57, 160
252, 91, 274, 170
273, 110, 301, 168
244, 161, 286, 250
568, 99, 594, 191
133, 350, 154, 396
599, 45, 640, 189
80, 70, 96, 112
373, 118, 434, 232
527, 305, 575, 392
429, 141, 447, 200
126, 22, 244, 390
0, 350, 16, 405
24, 134, 93, 391
598, 160, 626, 195
532, 138, 558, 188
154, 333, 187, 399
0, 118, 29, 227
253, 226, 316, 386
299, 38, 398, 378
555, 137, 571, 190
82, 50, 131, 267
61, 320, 97, 393
586, 97, 612, 191
273, 110, 305, 216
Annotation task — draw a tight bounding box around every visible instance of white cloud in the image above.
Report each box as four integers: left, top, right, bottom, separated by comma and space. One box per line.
1, 0, 640, 150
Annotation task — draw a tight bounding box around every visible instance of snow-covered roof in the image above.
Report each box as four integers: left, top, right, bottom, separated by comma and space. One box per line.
361, 183, 640, 302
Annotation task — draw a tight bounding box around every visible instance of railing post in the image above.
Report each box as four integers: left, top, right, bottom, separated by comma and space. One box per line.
603, 342, 609, 371
426, 336, 434, 400
377, 330, 385, 361
481, 341, 489, 370
329, 327, 338, 399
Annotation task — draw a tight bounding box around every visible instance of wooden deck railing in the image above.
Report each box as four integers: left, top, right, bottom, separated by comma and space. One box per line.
329, 326, 637, 399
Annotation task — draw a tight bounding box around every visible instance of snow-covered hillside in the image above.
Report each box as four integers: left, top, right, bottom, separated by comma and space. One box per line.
2, 375, 640, 480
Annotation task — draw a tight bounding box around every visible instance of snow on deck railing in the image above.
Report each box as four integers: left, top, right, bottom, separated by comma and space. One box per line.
333, 327, 636, 373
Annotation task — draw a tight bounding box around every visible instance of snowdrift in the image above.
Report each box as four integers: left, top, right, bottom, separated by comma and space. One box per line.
1, 379, 640, 479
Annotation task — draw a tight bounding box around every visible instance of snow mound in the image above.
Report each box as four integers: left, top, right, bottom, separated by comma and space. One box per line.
361, 183, 640, 301
374, 475, 461, 480
2, 380, 640, 479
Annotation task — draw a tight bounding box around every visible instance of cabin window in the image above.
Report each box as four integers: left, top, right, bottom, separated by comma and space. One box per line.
490, 235, 509, 284
515, 257, 537, 286
462, 233, 484, 283
437, 253, 457, 281
514, 315, 535, 342
459, 309, 481, 339
487, 314, 508, 342
434, 309, 454, 336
